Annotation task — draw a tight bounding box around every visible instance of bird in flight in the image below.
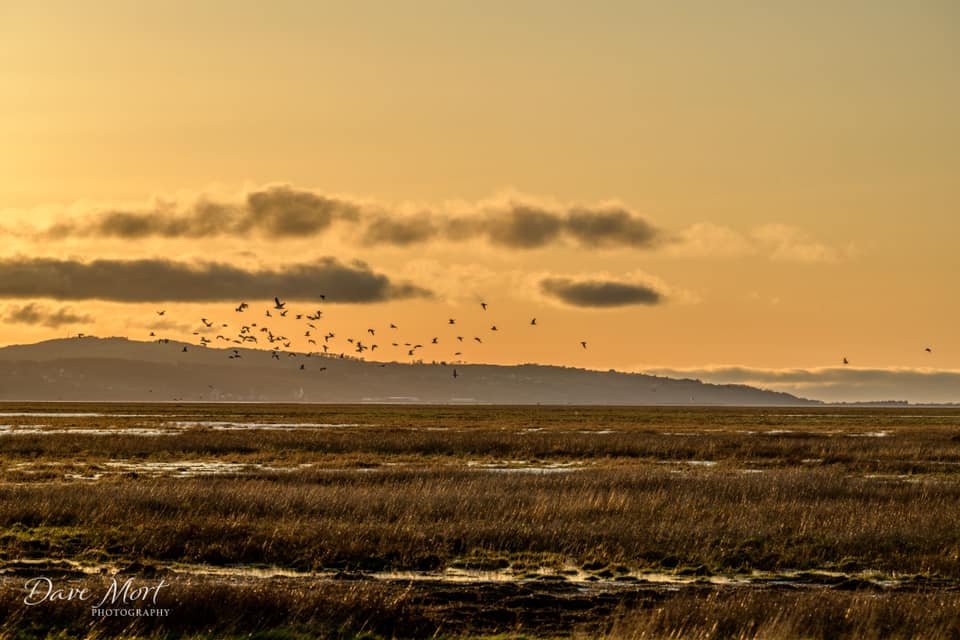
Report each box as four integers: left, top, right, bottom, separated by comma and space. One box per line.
452, 369, 459, 379
490, 325, 498, 331
182, 346, 188, 352
530, 318, 537, 326
925, 347, 933, 353
448, 318, 456, 325
480, 302, 487, 311
431, 337, 438, 344
842, 357, 849, 365
474, 337, 482, 343
274, 297, 286, 310
390, 323, 398, 329
157, 310, 165, 316
580, 341, 587, 349
236, 302, 248, 312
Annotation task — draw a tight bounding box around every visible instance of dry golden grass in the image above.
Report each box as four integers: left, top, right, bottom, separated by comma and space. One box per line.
1, 404, 960, 638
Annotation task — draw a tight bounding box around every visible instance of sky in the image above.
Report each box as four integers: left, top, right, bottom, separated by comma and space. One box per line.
0, 1, 957, 401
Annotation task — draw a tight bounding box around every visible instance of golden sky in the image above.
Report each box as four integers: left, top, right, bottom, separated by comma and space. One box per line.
0, 1, 957, 380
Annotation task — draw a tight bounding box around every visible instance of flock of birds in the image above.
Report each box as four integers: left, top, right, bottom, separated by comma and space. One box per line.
72, 296, 938, 379
137, 297, 591, 379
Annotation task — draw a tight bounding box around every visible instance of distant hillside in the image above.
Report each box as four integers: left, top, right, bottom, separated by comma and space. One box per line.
0, 337, 819, 405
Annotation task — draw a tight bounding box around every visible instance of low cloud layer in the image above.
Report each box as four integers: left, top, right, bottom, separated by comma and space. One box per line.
0, 257, 431, 303
645, 366, 960, 404
4, 303, 91, 328
540, 277, 664, 308
37, 186, 662, 251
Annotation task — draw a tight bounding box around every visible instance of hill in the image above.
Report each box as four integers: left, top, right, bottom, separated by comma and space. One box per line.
0, 337, 818, 405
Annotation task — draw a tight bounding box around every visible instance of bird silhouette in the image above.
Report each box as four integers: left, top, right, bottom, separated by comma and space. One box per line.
925, 347, 933, 353
235, 302, 248, 312
480, 302, 487, 311
157, 310, 165, 316
580, 341, 587, 349
274, 297, 286, 310
530, 318, 537, 325
448, 319, 456, 325
431, 337, 438, 344
842, 357, 849, 365
490, 325, 498, 331
452, 369, 459, 379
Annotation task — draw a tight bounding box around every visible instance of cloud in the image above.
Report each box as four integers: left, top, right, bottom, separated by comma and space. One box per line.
670, 223, 852, 263
480, 204, 565, 249
642, 366, 960, 404
361, 213, 438, 246
750, 224, 851, 263
144, 318, 194, 333
37, 186, 663, 251
46, 186, 361, 240
540, 277, 664, 308
565, 206, 660, 248
239, 187, 361, 236
4, 303, 91, 328
29, 185, 854, 263
0, 257, 431, 303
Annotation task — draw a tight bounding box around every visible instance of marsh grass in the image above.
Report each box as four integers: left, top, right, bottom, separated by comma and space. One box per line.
596, 590, 960, 640
2, 404, 960, 638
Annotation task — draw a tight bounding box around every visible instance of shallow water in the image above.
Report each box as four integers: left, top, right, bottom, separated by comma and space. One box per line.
166, 420, 365, 430
0, 559, 926, 591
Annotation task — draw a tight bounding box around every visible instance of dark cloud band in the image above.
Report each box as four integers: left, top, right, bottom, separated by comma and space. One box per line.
540, 277, 664, 308
0, 257, 431, 303
41, 186, 661, 250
